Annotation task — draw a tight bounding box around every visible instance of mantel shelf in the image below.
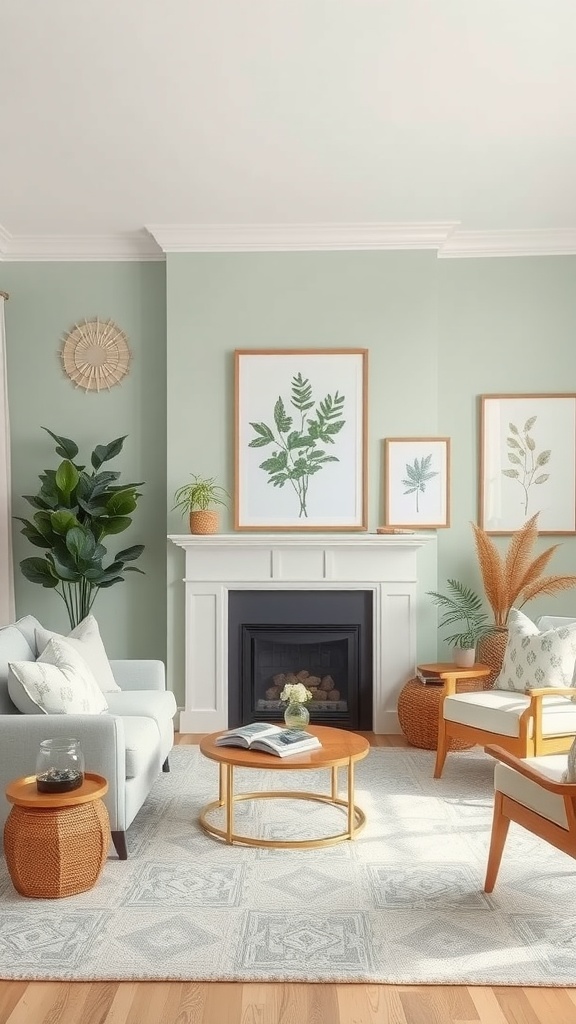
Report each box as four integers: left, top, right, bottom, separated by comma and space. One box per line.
168, 533, 433, 549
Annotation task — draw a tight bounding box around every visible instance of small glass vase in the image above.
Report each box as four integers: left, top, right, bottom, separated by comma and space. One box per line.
284, 702, 310, 730
36, 738, 85, 794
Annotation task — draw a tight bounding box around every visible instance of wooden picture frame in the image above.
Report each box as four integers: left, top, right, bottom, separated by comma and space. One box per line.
479, 393, 576, 534
234, 349, 368, 531
384, 437, 451, 529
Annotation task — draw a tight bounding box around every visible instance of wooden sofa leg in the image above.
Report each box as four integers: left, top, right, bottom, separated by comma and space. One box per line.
111, 830, 128, 860
484, 792, 510, 893
434, 718, 449, 778
162, 756, 170, 773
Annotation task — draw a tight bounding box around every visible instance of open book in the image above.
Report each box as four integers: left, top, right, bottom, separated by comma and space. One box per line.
215, 722, 322, 757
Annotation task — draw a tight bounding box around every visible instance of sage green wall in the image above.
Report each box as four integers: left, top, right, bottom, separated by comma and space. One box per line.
3, 262, 167, 661
437, 256, 576, 632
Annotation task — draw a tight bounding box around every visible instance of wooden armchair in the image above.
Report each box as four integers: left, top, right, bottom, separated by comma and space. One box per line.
434, 683, 576, 779
484, 743, 576, 892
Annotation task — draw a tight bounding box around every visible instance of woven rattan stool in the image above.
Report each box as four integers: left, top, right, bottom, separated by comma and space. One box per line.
398, 664, 492, 750
4, 772, 109, 898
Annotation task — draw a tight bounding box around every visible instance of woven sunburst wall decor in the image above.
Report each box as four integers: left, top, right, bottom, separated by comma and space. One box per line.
60, 317, 131, 392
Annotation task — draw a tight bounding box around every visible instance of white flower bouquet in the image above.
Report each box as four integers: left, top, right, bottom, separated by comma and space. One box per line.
279, 682, 313, 704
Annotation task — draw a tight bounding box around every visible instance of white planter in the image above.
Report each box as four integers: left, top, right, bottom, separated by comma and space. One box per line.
453, 647, 476, 668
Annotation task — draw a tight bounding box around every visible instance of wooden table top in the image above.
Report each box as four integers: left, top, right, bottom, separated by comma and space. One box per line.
418, 662, 491, 679
5, 772, 108, 808
200, 725, 370, 770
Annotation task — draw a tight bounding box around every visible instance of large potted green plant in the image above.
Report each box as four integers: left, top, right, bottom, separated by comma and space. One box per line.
17, 428, 145, 628
172, 474, 229, 534
427, 579, 495, 667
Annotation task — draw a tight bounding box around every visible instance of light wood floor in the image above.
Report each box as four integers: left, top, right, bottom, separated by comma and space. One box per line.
0, 733, 573, 1024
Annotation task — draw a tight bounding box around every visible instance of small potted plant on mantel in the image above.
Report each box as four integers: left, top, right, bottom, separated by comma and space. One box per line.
172, 474, 230, 535
427, 579, 495, 667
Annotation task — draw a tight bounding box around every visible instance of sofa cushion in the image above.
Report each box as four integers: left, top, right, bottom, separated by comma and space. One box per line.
36, 615, 121, 693
494, 608, 576, 692
121, 715, 164, 778
8, 637, 109, 715
495, 755, 568, 829
444, 689, 576, 739
12, 615, 43, 655
0, 624, 36, 714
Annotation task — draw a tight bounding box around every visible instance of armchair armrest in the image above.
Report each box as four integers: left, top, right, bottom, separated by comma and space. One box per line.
0, 714, 126, 829
526, 687, 576, 699
109, 660, 166, 692
485, 743, 576, 795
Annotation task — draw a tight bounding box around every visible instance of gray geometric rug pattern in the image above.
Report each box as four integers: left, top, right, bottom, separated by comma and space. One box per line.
1, 744, 575, 984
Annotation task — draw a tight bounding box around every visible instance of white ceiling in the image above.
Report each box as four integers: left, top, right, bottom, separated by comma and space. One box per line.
2, 1, 576, 257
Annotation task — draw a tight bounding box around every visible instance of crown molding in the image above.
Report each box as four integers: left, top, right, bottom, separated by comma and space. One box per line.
146, 222, 460, 253
438, 229, 576, 259
0, 227, 164, 262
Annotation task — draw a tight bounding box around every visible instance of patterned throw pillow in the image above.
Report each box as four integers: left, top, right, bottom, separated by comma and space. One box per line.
35, 615, 120, 693
494, 608, 576, 693
7, 637, 109, 714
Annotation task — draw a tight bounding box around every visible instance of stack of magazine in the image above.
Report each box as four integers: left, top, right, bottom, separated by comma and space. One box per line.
215, 722, 322, 757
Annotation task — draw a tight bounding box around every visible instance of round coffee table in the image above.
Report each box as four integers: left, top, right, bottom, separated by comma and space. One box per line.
199, 725, 370, 849
4, 772, 109, 898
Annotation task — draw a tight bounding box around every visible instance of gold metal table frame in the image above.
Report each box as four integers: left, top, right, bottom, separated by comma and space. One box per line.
199, 725, 370, 850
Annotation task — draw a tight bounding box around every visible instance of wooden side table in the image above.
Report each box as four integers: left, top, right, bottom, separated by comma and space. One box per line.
4, 772, 110, 898
397, 663, 492, 750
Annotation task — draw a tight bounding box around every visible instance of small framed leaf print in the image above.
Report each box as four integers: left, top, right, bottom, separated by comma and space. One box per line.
384, 437, 450, 529
479, 393, 576, 534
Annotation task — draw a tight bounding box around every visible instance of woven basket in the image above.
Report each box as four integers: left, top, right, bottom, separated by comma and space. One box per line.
477, 629, 508, 689
397, 679, 479, 750
189, 510, 219, 535
4, 798, 109, 898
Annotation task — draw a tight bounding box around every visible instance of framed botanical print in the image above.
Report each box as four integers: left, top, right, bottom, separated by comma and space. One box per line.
479, 393, 576, 534
234, 349, 368, 531
384, 437, 451, 529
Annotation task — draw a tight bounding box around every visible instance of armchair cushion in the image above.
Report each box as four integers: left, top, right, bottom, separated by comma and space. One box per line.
8, 637, 109, 715
35, 615, 121, 693
443, 689, 576, 738
495, 608, 576, 693
495, 754, 568, 828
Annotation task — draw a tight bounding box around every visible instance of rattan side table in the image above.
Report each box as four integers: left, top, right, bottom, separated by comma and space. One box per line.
4, 772, 109, 898
397, 663, 492, 750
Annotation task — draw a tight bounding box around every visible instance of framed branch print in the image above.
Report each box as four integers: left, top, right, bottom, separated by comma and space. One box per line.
234, 349, 368, 531
479, 393, 576, 534
384, 437, 450, 529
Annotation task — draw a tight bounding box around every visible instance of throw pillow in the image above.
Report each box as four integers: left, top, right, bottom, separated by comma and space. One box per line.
35, 615, 120, 693
563, 736, 576, 783
494, 607, 576, 693
8, 637, 109, 715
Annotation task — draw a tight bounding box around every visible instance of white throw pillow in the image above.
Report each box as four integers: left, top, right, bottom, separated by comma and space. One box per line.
8, 637, 109, 715
35, 615, 120, 693
495, 608, 576, 693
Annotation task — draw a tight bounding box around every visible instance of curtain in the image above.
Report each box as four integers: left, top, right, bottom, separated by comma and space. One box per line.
0, 295, 15, 625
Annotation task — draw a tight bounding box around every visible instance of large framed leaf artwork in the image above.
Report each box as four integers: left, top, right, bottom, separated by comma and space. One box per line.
480, 393, 576, 534
384, 437, 451, 529
234, 349, 368, 531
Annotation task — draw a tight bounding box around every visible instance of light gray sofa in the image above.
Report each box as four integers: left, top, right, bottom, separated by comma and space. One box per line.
0, 615, 177, 859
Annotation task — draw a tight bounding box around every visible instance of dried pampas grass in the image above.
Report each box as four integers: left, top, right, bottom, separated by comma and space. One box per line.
471, 513, 576, 627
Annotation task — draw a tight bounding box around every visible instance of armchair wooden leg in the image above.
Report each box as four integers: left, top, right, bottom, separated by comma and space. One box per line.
111, 830, 128, 860
484, 792, 510, 893
162, 756, 170, 773
434, 717, 449, 778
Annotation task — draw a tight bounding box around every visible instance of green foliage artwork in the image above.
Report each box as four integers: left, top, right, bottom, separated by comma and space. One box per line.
17, 427, 145, 628
248, 373, 346, 518
503, 417, 550, 516
401, 454, 438, 512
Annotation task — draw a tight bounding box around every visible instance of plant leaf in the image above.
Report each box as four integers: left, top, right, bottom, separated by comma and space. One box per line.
41, 427, 79, 461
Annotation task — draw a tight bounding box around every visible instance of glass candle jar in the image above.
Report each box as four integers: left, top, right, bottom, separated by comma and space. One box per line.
36, 738, 85, 793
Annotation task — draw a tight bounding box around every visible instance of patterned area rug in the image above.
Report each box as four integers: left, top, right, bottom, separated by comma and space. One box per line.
1, 744, 575, 984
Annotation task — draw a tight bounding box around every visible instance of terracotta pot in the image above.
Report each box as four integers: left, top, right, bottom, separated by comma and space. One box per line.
189, 510, 219, 535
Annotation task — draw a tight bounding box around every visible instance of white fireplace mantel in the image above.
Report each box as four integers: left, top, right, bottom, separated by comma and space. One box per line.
169, 533, 433, 734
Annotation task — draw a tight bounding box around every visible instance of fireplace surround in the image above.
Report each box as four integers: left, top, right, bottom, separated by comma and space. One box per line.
169, 533, 431, 734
